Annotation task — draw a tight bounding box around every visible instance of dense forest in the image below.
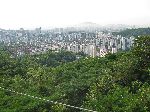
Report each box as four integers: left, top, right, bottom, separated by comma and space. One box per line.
0, 35, 150, 112
113, 28, 150, 37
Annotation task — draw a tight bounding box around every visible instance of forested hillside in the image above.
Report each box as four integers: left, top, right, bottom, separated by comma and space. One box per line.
0, 36, 150, 112
113, 28, 150, 37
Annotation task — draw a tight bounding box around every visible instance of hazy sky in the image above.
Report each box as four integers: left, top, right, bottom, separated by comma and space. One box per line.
0, 0, 150, 29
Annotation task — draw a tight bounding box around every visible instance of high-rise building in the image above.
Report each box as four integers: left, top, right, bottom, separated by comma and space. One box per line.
88, 45, 96, 58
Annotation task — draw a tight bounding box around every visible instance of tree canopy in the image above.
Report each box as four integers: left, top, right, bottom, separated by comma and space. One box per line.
113, 28, 150, 37
0, 35, 150, 112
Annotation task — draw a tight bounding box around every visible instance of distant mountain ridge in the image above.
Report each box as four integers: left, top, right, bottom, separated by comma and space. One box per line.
76, 22, 101, 28
112, 27, 150, 37
1, 22, 149, 31
66, 22, 136, 32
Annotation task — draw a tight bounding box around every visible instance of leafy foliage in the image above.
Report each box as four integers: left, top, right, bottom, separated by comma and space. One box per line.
0, 36, 150, 112
113, 28, 150, 37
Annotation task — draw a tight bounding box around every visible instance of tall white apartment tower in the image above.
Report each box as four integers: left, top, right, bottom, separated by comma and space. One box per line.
121, 37, 126, 50
88, 45, 96, 58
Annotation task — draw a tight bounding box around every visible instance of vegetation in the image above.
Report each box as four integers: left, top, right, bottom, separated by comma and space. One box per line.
0, 35, 150, 112
113, 28, 150, 37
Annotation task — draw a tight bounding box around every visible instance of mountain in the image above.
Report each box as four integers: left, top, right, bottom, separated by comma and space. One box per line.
66, 22, 102, 32
66, 22, 134, 32
75, 22, 101, 28
48, 22, 148, 32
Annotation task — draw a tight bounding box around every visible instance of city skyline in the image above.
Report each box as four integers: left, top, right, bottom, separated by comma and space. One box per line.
0, 0, 150, 29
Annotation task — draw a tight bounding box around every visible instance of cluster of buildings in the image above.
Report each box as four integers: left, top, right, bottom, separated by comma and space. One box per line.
0, 28, 135, 57
64, 32, 135, 57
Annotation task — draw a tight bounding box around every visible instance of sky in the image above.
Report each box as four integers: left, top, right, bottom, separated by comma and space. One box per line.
0, 0, 150, 29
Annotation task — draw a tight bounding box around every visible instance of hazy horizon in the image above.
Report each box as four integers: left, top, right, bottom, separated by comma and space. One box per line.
0, 0, 150, 29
